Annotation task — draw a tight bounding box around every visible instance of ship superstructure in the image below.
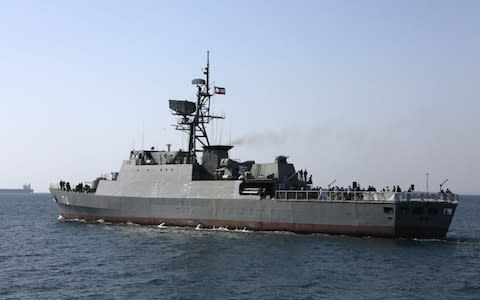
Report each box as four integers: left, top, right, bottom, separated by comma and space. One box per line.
50, 54, 458, 238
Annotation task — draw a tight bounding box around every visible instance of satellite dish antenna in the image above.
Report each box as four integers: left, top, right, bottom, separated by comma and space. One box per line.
192, 78, 205, 85
168, 100, 196, 116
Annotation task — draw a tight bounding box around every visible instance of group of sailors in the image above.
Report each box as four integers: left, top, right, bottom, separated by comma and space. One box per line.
297, 169, 312, 183
310, 184, 453, 194
311, 185, 394, 192
58, 180, 90, 193
58, 180, 71, 191
381, 186, 403, 192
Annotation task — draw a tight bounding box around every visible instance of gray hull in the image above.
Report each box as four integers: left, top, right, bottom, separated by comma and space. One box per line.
51, 189, 456, 238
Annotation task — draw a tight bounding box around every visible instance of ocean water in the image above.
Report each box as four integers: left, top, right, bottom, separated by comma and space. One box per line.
0, 194, 479, 300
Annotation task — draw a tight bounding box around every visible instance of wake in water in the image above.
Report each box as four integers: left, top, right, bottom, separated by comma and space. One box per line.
151, 222, 254, 234
126, 220, 140, 226
442, 236, 480, 244
398, 235, 480, 245
58, 215, 86, 223
55, 217, 478, 242
55, 218, 313, 236
96, 219, 112, 225
193, 224, 251, 233
212, 225, 229, 231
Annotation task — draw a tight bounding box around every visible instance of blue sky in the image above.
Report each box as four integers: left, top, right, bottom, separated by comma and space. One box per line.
0, 0, 479, 193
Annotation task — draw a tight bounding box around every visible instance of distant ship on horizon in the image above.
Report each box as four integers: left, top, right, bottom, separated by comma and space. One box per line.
0, 184, 34, 194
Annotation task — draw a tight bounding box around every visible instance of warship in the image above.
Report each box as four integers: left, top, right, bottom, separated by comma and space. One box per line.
0, 184, 33, 194
50, 53, 458, 238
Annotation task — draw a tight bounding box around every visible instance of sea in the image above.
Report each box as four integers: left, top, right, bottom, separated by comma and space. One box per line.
0, 193, 479, 300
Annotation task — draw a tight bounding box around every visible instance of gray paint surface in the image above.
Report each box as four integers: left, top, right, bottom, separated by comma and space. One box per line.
51, 184, 456, 237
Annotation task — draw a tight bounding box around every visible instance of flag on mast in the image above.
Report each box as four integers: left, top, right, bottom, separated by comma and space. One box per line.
214, 86, 226, 95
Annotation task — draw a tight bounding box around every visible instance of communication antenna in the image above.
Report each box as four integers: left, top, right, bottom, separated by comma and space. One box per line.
141, 121, 145, 150
426, 172, 429, 193
211, 98, 215, 144
219, 124, 223, 144
328, 179, 337, 188
229, 117, 232, 145
440, 178, 448, 191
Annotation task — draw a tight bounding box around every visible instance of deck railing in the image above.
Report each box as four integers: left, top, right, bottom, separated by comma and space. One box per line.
274, 190, 458, 203
49, 183, 94, 193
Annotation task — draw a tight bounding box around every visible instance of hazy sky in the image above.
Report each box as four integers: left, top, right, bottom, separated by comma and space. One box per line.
1, 0, 479, 194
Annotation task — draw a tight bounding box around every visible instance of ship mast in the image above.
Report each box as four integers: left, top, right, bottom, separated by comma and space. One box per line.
169, 51, 224, 163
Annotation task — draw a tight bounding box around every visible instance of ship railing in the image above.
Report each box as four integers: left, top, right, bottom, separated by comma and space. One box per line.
49, 182, 95, 193
274, 190, 458, 203
395, 192, 458, 202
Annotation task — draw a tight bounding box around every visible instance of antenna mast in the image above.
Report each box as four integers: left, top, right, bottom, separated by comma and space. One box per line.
168, 51, 224, 164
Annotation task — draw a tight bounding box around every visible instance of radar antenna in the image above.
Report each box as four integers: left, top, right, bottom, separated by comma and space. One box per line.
169, 51, 224, 163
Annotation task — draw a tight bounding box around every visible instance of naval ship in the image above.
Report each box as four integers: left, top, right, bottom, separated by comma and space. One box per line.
50, 53, 458, 238
0, 184, 34, 194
